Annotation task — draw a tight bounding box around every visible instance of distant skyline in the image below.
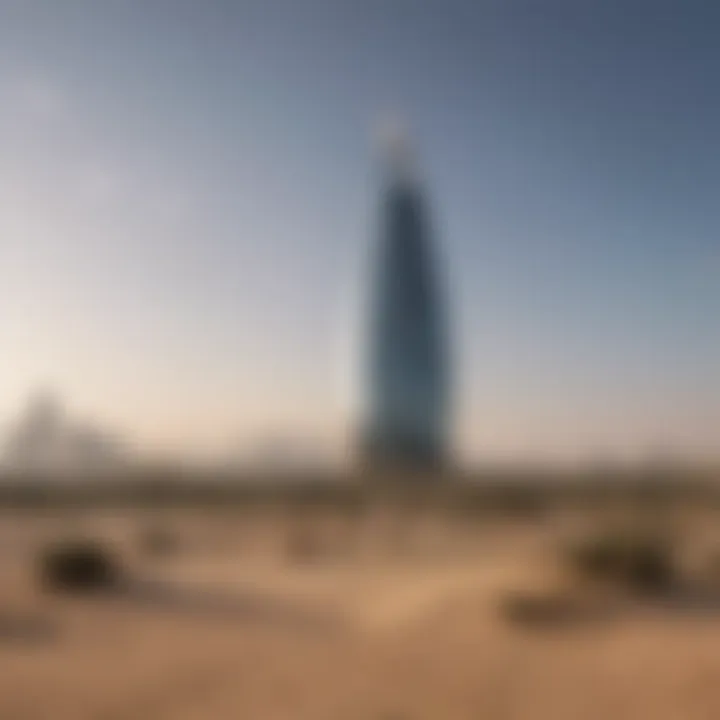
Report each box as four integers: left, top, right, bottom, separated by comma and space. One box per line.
2, 0, 720, 465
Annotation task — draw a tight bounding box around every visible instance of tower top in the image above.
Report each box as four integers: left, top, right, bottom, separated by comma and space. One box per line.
376, 116, 417, 186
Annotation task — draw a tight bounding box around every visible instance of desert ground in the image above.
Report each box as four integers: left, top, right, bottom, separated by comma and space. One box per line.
2, 501, 720, 720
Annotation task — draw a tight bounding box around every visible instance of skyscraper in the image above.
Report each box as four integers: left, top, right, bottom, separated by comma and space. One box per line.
362, 135, 451, 472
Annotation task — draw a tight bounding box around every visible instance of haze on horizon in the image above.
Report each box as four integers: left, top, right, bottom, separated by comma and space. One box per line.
2, 0, 720, 467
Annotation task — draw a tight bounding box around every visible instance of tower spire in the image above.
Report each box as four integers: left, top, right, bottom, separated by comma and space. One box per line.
377, 116, 417, 185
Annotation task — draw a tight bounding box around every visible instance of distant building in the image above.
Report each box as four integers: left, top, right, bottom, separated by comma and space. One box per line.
3, 391, 127, 474
3, 391, 65, 473
246, 434, 334, 473
362, 135, 451, 472
64, 422, 126, 472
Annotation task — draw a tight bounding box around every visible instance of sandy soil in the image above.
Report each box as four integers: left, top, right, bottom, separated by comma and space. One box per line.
2, 509, 720, 719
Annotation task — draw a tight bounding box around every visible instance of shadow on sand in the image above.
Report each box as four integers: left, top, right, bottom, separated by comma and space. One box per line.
0, 611, 58, 644
502, 581, 720, 631
500, 592, 622, 631
647, 582, 720, 615
106, 577, 342, 631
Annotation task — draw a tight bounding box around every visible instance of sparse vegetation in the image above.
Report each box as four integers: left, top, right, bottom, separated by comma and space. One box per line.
39, 538, 124, 593
564, 528, 676, 594
5, 489, 720, 718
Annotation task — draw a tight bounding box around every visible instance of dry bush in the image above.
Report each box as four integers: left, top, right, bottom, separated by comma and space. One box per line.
39, 538, 124, 593
564, 528, 676, 595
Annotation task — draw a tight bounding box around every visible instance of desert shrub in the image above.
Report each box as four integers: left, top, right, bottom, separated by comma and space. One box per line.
565, 529, 675, 594
39, 538, 124, 593
567, 533, 624, 577
494, 486, 547, 519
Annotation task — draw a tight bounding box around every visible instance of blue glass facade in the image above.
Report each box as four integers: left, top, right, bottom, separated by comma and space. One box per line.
363, 166, 450, 470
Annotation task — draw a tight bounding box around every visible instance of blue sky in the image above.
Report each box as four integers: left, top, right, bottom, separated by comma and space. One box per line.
1, 0, 719, 463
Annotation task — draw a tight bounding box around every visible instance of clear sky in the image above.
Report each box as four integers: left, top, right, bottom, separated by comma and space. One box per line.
1, 0, 719, 465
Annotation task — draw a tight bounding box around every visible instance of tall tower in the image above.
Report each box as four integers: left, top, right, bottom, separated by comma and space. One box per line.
362, 132, 450, 473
